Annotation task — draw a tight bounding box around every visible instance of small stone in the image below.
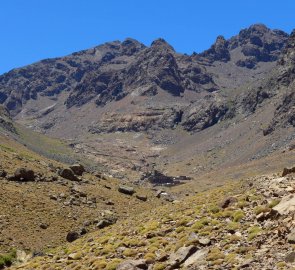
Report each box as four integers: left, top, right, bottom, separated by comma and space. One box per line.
155, 190, 163, 198
118, 185, 135, 195
198, 238, 211, 246
50, 194, 58, 200
136, 194, 147, 201
68, 252, 82, 260
40, 223, 49, 229
106, 200, 114, 205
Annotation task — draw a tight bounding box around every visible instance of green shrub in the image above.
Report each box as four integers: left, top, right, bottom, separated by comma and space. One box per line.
254, 206, 271, 215
0, 250, 17, 268
232, 210, 245, 222
248, 226, 262, 240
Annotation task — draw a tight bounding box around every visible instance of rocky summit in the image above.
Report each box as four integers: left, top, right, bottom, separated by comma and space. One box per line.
0, 22, 294, 270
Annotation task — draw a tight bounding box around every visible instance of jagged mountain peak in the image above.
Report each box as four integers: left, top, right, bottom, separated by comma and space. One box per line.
150, 38, 175, 51
120, 38, 146, 55
199, 35, 230, 62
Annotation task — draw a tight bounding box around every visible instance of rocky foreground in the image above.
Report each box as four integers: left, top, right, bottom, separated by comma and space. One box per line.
2, 166, 294, 270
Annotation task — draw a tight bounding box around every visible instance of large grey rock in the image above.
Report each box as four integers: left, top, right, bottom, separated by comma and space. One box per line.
116, 259, 148, 270
273, 194, 295, 215
168, 245, 197, 269
183, 248, 208, 269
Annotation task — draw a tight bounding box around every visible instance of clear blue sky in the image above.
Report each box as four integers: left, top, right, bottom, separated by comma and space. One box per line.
1, 0, 294, 75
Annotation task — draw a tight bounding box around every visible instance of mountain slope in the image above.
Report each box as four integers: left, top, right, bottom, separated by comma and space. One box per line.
0, 24, 294, 182
9, 168, 295, 270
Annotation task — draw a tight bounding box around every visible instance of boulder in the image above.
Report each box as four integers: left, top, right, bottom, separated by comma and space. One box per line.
39, 223, 49, 229
183, 248, 208, 269
256, 208, 279, 222
273, 194, 295, 215
66, 231, 80, 242
198, 238, 211, 246
168, 245, 197, 269
116, 259, 148, 270
287, 230, 295, 244
69, 164, 85, 176
118, 185, 135, 195
13, 168, 35, 181
219, 197, 238, 208
97, 219, 113, 229
58, 168, 79, 181
282, 167, 295, 177
68, 252, 82, 260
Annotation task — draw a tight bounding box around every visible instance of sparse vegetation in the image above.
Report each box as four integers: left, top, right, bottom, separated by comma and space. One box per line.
0, 250, 16, 268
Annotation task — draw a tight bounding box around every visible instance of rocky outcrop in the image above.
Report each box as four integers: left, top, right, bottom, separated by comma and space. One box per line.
0, 105, 16, 133
199, 35, 230, 62
89, 108, 183, 133
181, 98, 229, 132
124, 38, 184, 97
261, 30, 295, 135
230, 24, 288, 69
262, 90, 295, 136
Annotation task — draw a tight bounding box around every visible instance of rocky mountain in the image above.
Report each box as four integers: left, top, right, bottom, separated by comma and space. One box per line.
0, 24, 289, 132
0, 24, 294, 182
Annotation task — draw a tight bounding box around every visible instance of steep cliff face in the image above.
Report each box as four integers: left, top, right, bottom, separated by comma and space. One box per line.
261, 31, 295, 135
0, 105, 16, 133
